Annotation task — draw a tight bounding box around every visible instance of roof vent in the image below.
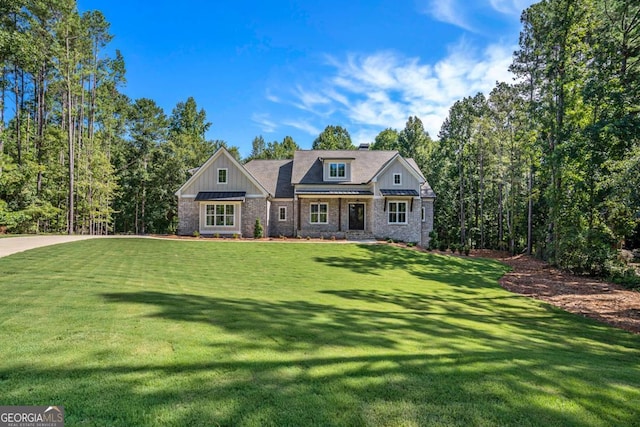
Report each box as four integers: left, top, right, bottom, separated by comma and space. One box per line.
358, 143, 370, 150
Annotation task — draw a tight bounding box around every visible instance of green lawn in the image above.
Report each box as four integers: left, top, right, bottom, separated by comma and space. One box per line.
1, 239, 639, 426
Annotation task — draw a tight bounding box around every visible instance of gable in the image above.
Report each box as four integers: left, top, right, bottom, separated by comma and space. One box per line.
374, 155, 424, 190
175, 148, 268, 197
291, 150, 397, 184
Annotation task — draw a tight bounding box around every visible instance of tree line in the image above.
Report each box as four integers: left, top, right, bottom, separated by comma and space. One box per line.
426, 0, 640, 279
1, 0, 639, 280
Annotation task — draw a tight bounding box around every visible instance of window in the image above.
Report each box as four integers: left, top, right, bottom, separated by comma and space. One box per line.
279, 206, 287, 221
205, 204, 234, 226
310, 203, 328, 224
421, 206, 426, 222
388, 201, 407, 224
217, 168, 228, 184
393, 173, 402, 185
329, 162, 346, 179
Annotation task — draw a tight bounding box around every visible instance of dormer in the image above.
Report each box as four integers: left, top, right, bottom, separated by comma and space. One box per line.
321, 156, 355, 182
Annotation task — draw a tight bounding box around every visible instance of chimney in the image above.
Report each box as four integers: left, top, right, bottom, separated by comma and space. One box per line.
358, 143, 370, 151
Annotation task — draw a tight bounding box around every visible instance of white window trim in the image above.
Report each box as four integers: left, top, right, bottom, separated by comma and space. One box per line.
278, 206, 287, 221
205, 203, 235, 227
217, 168, 228, 184
200, 202, 241, 234
328, 162, 346, 180
310, 202, 329, 224
388, 201, 408, 225
421, 206, 426, 222
393, 173, 402, 185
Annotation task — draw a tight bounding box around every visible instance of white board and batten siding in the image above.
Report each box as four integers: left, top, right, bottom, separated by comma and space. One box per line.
376, 160, 421, 190
181, 155, 264, 196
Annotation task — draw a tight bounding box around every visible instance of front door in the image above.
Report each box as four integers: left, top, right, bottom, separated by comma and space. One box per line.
349, 203, 365, 230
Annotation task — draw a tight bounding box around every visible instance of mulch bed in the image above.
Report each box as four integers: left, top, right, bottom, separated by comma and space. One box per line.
470, 249, 640, 334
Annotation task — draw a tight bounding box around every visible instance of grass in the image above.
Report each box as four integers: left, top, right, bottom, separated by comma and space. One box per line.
0, 239, 639, 426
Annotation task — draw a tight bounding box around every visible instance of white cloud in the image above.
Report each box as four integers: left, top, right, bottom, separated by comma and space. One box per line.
489, 0, 536, 16
424, 0, 475, 32
252, 113, 277, 133
275, 39, 516, 139
281, 119, 321, 136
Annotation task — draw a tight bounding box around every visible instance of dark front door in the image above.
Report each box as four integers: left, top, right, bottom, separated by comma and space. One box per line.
349, 203, 365, 230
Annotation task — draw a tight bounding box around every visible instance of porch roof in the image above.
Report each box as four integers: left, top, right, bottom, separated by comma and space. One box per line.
195, 191, 246, 201
380, 189, 419, 197
296, 189, 374, 196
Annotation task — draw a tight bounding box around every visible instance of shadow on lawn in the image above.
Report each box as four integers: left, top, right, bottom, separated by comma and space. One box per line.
315, 244, 508, 289
5, 287, 640, 426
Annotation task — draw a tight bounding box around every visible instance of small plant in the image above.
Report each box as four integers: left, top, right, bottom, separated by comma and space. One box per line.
214, 233, 220, 239
407, 242, 416, 248
233, 233, 240, 239
463, 245, 471, 256
387, 238, 395, 244
192, 231, 200, 238
254, 218, 263, 239
438, 242, 447, 252
306, 236, 311, 240
449, 244, 457, 253
330, 235, 336, 241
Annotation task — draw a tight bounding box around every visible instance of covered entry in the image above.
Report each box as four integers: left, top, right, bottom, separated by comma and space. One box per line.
349, 203, 365, 230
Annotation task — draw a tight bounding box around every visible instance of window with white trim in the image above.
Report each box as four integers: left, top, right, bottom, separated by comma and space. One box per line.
206, 204, 235, 226
421, 206, 426, 222
388, 201, 407, 224
329, 162, 346, 179
217, 168, 228, 184
393, 173, 402, 185
310, 203, 328, 224
278, 206, 287, 221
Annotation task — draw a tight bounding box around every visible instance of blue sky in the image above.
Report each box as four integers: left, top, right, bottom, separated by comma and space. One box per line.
78, 0, 537, 157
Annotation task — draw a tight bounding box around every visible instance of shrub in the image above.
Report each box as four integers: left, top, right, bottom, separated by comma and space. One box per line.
233, 233, 240, 239
192, 231, 200, 238
254, 218, 264, 239
463, 245, 471, 256
438, 242, 447, 252
449, 244, 458, 253
214, 233, 220, 239
407, 242, 416, 248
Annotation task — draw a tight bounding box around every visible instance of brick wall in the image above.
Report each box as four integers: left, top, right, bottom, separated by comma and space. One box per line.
177, 198, 199, 235
372, 198, 421, 243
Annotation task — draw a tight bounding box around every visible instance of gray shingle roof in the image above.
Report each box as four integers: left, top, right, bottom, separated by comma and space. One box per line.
291, 150, 398, 184
244, 159, 294, 198
421, 181, 436, 198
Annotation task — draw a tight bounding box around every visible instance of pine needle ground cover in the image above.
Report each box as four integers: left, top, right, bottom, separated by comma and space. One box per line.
1, 239, 639, 426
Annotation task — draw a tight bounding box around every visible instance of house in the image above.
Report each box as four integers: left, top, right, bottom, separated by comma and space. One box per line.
175, 146, 436, 246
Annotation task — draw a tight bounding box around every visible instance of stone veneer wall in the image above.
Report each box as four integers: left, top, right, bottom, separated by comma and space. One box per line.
177, 197, 199, 235
372, 198, 422, 243
270, 201, 295, 237
421, 199, 435, 248
241, 197, 269, 238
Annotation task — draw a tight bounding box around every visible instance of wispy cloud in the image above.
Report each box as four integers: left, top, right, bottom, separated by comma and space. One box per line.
281, 119, 321, 136
252, 113, 277, 133
489, 0, 535, 16
420, 0, 535, 32
424, 0, 475, 32
270, 40, 514, 142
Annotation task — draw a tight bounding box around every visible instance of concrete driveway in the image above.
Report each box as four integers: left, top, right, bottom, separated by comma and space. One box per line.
0, 235, 102, 258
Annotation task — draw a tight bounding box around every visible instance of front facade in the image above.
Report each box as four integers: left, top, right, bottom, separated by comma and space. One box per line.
175, 147, 436, 246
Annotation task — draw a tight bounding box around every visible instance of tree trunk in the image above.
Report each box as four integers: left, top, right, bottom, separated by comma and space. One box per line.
527, 165, 534, 255
66, 32, 75, 235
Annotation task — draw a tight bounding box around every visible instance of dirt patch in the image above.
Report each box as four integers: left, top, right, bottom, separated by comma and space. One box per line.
471, 250, 640, 334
